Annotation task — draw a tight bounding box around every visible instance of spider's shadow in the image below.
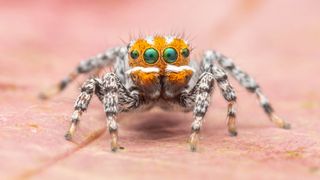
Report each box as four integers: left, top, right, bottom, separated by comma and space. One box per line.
126, 112, 190, 140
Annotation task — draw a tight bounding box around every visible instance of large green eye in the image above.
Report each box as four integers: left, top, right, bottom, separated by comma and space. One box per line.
181, 48, 190, 58
143, 48, 159, 64
163, 47, 178, 63
130, 50, 139, 59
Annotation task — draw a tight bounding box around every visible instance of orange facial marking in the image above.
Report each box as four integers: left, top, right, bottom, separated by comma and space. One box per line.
128, 35, 190, 75
166, 70, 193, 85
130, 70, 159, 87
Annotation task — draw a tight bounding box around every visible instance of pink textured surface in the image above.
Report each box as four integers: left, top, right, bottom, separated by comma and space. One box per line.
0, 0, 320, 179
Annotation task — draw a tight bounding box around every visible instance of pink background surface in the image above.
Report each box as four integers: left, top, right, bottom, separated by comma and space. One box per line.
0, 0, 319, 179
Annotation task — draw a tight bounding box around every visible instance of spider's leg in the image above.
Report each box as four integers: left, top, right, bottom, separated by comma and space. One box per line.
210, 66, 238, 136
180, 72, 215, 152
198, 56, 238, 136
39, 46, 127, 99
100, 72, 140, 152
203, 50, 290, 129
65, 78, 100, 140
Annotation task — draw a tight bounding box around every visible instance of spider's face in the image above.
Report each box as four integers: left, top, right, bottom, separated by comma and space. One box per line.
127, 35, 191, 74
126, 35, 194, 97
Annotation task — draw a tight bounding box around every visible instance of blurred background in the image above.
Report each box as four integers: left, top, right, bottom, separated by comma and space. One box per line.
0, 0, 319, 179
1, 0, 319, 91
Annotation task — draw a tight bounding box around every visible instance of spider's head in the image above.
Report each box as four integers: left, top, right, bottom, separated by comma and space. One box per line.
127, 35, 191, 75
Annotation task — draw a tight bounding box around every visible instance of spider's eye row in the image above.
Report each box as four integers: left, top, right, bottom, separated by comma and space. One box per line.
181, 48, 190, 58
130, 50, 139, 60
143, 48, 159, 64
133, 47, 189, 64
163, 47, 178, 63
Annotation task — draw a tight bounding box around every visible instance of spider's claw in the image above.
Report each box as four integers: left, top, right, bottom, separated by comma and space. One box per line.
64, 132, 73, 141
110, 131, 123, 152
270, 113, 291, 130
38, 85, 61, 100
111, 144, 118, 152
189, 132, 199, 152
228, 129, 238, 137
111, 144, 125, 152
38, 92, 48, 100
65, 121, 77, 141
227, 115, 238, 137
282, 122, 291, 129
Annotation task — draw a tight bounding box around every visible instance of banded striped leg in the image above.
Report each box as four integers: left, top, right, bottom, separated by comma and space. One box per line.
211, 66, 238, 136
256, 89, 290, 129
65, 73, 139, 152
65, 78, 98, 140
201, 56, 238, 136
203, 51, 290, 129
39, 46, 126, 99
180, 72, 215, 152
102, 73, 121, 152
101, 73, 140, 152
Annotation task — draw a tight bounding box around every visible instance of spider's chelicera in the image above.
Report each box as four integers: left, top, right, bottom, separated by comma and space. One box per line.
40, 35, 290, 152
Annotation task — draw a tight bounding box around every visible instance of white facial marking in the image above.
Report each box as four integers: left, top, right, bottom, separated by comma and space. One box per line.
165, 36, 175, 44
145, 36, 154, 45
165, 64, 195, 73
128, 40, 136, 49
126, 66, 160, 74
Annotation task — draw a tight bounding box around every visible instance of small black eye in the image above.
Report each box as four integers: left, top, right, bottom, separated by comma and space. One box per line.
181, 48, 190, 58
130, 50, 139, 59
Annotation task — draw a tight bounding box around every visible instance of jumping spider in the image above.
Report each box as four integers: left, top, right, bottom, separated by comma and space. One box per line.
40, 35, 290, 152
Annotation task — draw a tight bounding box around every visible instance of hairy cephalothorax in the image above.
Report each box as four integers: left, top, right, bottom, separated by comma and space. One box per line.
40, 35, 290, 152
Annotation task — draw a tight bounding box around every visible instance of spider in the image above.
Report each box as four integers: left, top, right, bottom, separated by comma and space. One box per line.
40, 35, 290, 152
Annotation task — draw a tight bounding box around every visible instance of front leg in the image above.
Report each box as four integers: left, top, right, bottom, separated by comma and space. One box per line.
101, 73, 140, 152
180, 72, 215, 152
65, 78, 99, 140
